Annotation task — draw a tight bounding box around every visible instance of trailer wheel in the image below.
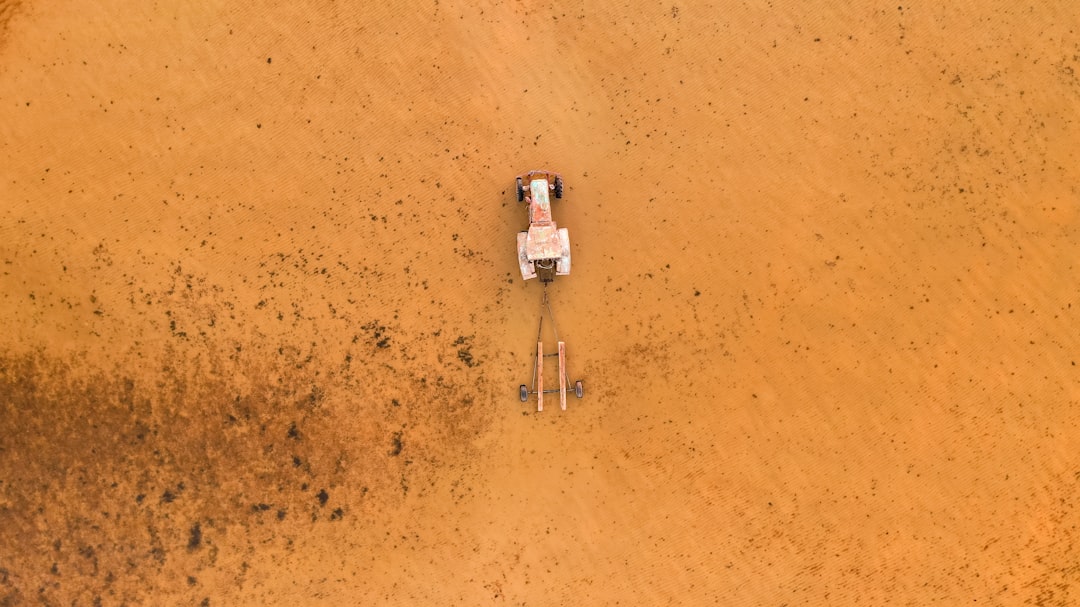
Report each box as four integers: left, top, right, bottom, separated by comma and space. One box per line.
516, 177, 524, 202
574, 380, 583, 398
554, 176, 564, 199
519, 384, 529, 402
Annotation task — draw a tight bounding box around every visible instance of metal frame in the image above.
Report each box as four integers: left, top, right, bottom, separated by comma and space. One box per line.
518, 287, 584, 411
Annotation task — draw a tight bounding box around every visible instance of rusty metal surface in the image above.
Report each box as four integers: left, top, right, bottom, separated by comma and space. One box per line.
516, 232, 537, 280
517, 172, 571, 280
528, 178, 554, 224
524, 178, 561, 261
556, 228, 571, 275
525, 225, 563, 260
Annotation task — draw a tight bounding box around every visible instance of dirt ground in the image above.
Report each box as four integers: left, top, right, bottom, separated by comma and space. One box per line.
1, 0, 1078, 604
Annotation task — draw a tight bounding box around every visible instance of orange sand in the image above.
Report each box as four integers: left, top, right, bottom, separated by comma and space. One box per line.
1, 0, 1078, 604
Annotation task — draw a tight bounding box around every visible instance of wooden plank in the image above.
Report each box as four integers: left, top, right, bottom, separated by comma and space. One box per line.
558, 341, 567, 410
536, 341, 544, 412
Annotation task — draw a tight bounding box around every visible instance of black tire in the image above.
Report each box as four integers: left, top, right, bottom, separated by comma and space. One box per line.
574, 380, 583, 398
519, 384, 528, 402
554, 176, 563, 199
516, 177, 524, 202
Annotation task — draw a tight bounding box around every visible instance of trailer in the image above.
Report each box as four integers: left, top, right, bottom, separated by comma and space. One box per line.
518, 287, 584, 411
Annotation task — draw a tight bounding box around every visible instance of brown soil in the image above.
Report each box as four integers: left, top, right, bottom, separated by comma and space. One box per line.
1, 1, 1078, 605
